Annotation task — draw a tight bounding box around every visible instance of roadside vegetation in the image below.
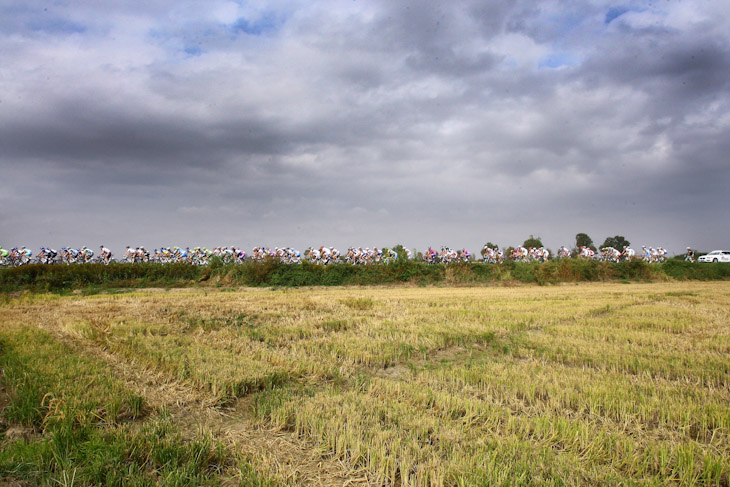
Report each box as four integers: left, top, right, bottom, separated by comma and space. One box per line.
1, 283, 728, 485
1, 259, 729, 293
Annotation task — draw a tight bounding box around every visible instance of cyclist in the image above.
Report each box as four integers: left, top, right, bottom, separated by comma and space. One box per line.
61, 247, 76, 264
100, 245, 112, 264
622, 246, 635, 261
80, 246, 94, 263
40, 247, 58, 264
123, 246, 135, 263
21, 247, 33, 265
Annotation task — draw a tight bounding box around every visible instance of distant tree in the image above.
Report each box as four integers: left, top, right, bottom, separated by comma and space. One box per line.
575, 233, 596, 252
522, 235, 544, 249
601, 235, 630, 250
392, 244, 408, 260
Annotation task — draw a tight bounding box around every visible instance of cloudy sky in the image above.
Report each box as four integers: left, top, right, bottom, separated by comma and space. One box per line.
2, 0, 729, 255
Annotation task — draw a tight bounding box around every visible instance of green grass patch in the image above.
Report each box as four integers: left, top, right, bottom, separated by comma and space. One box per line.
3, 260, 730, 292
0, 326, 145, 429
0, 323, 276, 486
0, 413, 276, 486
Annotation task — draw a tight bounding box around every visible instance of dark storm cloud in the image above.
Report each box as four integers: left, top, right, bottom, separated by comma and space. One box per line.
1, 0, 729, 254
0, 98, 296, 186
582, 31, 730, 103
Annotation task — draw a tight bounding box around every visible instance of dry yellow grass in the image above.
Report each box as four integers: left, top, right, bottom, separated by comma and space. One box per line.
1, 282, 728, 486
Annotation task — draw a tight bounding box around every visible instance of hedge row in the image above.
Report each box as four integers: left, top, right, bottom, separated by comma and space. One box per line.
1, 259, 729, 293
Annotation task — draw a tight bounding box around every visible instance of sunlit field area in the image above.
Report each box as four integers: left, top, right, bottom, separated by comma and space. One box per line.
1, 282, 729, 486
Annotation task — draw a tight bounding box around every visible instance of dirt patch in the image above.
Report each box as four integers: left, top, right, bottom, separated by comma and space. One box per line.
0, 478, 32, 487
375, 363, 412, 380
2, 425, 34, 442
0, 382, 9, 416
374, 345, 485, 380
432, 345, 472, 362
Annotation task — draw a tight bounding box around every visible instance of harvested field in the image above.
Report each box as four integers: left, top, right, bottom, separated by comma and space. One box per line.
1, 282, 729, 486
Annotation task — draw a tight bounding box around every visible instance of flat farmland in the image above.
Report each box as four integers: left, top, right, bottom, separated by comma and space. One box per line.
1, 282, 729, 486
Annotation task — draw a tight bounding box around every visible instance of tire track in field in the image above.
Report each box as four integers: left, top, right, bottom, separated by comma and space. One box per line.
21, 307, 371, 487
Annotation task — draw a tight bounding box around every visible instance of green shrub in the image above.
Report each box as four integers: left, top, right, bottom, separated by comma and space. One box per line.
661, 260, 730, 280
2, 259, 729, 292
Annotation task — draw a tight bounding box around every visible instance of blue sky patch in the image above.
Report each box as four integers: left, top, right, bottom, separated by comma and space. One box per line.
605, 6, 630, 24
232, 13, 278, 36
183, 45, 203, 57
538, 52, 577, 69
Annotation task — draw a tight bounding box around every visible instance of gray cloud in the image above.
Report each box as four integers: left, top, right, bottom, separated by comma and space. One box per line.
1, 0, 729, 255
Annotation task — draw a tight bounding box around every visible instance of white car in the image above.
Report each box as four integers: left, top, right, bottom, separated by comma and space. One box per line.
698, 250, 730, 263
